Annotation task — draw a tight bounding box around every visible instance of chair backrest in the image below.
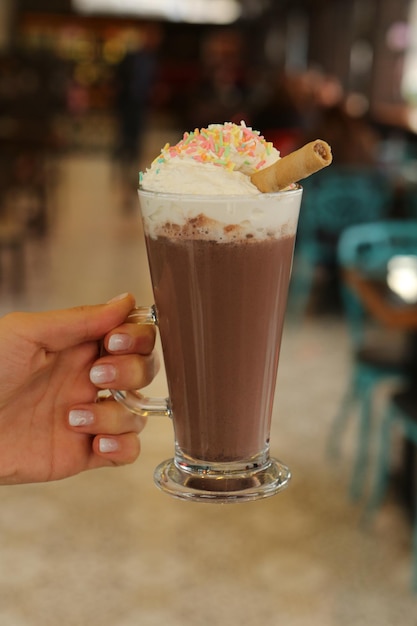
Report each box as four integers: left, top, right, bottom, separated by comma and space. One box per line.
338, 219, 417, 345
338, 220, 417, 271
298, 166, 394, 264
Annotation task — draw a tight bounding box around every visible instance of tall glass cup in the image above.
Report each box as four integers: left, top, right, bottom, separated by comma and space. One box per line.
113, 186, 302, 503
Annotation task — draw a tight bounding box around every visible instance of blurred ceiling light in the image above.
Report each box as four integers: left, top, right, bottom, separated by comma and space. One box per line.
386, 21, 410, 52
387, 255, 417, 304
72, 0, 242, 24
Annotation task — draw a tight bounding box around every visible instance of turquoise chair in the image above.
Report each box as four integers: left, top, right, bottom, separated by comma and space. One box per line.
328, 220, 417, 500
290, 166, 394, 315
365, 388, 417, 591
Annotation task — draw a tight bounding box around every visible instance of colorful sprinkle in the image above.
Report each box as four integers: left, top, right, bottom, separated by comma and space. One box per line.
149, 121, 277, 174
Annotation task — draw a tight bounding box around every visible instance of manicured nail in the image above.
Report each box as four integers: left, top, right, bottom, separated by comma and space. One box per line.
99, 437, 119, 453
89, 364, 116, 384
107, 333, 134, 352
107, 293, 129, 303
69, 409, 94, 427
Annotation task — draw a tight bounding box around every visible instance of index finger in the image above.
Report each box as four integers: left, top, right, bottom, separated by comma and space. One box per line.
11, 293, 137, 352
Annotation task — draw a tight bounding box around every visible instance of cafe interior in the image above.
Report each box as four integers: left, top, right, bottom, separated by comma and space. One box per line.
1, 0, 417, 623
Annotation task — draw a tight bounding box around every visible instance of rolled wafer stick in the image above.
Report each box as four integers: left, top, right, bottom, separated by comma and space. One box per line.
251, 139, 332, 192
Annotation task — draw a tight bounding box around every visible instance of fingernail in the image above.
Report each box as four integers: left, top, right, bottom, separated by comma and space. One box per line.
90, 364, 116, 384
69, 409, 94, 426
99, 437, 119, 453
107, 293, 129, 304
107, 333, 134, 352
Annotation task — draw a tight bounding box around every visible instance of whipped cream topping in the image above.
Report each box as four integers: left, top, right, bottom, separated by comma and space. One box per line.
140, 122, 280, 195
138, 122, 301, 242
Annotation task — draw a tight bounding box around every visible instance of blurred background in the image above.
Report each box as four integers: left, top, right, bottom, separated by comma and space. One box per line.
2, 0, 417, 624
4, 0, 417, 307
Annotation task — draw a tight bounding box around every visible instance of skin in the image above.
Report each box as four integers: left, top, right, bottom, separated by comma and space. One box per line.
0, 293, 157, 485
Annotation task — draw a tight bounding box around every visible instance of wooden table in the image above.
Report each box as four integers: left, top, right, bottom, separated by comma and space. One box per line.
343, 268, 417, 331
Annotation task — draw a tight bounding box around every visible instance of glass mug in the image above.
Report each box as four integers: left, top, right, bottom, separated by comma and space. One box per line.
112, 186, 302, 503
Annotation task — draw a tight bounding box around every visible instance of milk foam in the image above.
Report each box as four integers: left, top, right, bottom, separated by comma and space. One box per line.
138, 188, 302, 242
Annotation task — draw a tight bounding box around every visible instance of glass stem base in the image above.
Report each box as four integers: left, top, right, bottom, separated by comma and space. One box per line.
153, 455, 291, 503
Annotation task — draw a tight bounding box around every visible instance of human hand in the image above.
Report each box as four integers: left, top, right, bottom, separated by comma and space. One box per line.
0, 293, 157, 484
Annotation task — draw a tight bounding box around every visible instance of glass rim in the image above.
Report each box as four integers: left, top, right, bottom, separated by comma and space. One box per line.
138, 183, 302, 201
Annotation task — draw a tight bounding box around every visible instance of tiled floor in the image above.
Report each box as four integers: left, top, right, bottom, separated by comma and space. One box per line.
0, 140, 416, 625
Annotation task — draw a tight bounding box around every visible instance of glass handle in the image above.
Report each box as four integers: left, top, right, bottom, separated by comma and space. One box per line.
110, 306, 171, 418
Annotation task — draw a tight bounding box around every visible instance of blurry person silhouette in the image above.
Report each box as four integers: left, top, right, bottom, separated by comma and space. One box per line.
251, 71, 306, 156
113, 26, 162, 209
187, 28, 250, 128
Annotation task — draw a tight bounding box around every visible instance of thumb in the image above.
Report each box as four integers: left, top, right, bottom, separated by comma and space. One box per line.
18, 293, 137, 352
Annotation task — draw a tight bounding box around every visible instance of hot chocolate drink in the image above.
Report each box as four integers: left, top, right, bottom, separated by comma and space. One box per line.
138, 185, 301, 478
145, 227, 296, 463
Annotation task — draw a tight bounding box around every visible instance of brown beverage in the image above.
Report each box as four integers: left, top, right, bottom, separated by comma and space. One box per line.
145, 230, 295, 463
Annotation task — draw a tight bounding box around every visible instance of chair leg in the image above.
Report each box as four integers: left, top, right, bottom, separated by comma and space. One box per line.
327, 375, 358, 460
363, 405, 417, 592
365, 405, 395, 520
350, 382, 373, 501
